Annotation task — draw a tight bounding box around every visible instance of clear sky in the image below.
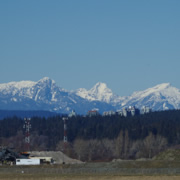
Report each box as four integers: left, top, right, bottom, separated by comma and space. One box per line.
0, 0, 180, 96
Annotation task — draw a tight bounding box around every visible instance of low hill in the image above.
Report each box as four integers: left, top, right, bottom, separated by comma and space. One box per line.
153, 149, 180, 161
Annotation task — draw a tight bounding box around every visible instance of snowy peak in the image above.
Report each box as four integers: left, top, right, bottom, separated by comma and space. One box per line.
75, 82, 115, 103
132, 83, 174, 98
144, 83, 171, 94
0, 80, 36, 98
153, 83, 171, 90
0, 77, 56, 92
37, 77, 56, 85
89, 82, 114, 102
91, 82, 108, 90
0, 77, 61, 103
120, 83, 180, 111
0, 77, 180, 114
90, 82, 112, 95
0, 77, 115, 114
0, 80, 35, 91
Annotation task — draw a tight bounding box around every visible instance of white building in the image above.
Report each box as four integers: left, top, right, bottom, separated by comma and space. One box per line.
16, 159, 40, 165
103, 111, 116, 116
68, 110, 77, 118
141, 106, 152, 114
87, 110, 99, 117
116, 106, 140, 117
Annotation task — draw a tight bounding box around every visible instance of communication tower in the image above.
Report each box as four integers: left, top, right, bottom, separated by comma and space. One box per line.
23, 118, 31, 151
62, 117, 68, 145
62, 117, 68, 164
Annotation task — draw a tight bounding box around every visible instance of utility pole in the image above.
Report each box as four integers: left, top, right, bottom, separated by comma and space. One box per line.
23, 118, 31, 152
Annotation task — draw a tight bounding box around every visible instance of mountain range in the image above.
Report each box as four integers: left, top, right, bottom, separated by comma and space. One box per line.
0, 77, 180, 115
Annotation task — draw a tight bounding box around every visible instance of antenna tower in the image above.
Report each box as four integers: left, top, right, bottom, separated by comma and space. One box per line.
23, 118, 31, 151
63, 117, 68, 146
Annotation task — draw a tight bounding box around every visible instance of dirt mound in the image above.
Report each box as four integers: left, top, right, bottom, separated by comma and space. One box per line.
29, 151, 83, 164
153, 149, 180, 161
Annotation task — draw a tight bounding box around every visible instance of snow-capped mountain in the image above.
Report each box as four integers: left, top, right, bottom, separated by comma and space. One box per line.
75, 82, 118, 103
116, 83, 180, 111
75, 82, 180, 111
0, 77, 114, 114
0, 77, 180, 115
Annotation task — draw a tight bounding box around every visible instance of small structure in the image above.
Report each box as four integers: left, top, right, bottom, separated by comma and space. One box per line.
141, 106, 152, 114
116, 108, 129, 117
68, 110, 77, 118
122, 108, 128, 117
29, 156, 54, 164
116, 110, 123, 116
127, 106, 140, 116
0, 147, 29, 164
103, 111, 116, 116
87, 110, 99, 117
115, 106, 140, 117
16, 158, 40, 165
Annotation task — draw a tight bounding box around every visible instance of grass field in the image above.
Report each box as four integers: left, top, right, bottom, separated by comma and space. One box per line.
0, 174, 179, 180
0, 160, 179, 180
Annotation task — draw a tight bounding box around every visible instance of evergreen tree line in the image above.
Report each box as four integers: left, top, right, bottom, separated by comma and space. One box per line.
0, 110, 179, 161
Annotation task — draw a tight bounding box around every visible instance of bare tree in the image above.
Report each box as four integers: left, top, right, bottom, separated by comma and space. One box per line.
130, 133, 168, 159
115, 131, 124, 158
114, 130, 132, 159
73, 139, 89, 161
143, 133, 168, 158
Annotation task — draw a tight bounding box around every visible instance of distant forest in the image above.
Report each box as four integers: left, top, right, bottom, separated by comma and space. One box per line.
0, 110, 180, 161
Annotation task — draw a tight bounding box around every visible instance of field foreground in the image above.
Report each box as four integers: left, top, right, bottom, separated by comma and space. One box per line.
0, 175, 179, 180
0, 160, 179, 180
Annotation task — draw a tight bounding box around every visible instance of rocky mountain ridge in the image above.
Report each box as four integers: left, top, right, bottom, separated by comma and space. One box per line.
0, 77, 180, 114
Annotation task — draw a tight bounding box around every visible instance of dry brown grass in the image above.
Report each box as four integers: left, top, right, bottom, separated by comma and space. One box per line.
0, 161, 179, 180
0, 174, 179, 180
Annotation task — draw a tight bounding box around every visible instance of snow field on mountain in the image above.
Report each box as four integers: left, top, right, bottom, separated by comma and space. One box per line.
0, 77, 180, 114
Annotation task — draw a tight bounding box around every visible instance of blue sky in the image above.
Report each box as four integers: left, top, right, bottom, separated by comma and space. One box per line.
0, 0, 180, 96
